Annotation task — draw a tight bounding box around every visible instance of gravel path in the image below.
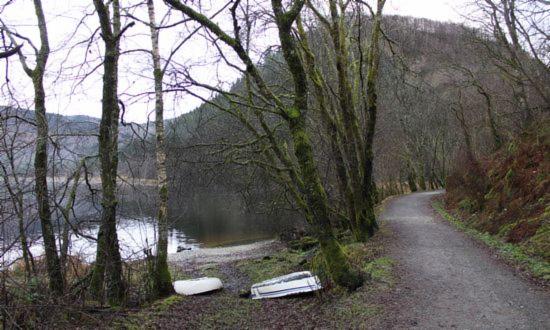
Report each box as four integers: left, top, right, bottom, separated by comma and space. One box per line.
381, 191, 550, 329
168, 240, 280, 269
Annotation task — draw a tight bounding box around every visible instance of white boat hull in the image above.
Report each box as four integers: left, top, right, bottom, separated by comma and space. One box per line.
250, 271, 322, 299
173, 277, 223, 295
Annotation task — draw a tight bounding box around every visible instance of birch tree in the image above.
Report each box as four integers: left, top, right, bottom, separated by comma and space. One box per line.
146, 0, 174, 298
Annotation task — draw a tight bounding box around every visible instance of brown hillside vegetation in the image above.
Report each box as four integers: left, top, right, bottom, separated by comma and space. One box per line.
446, 120, 549, 260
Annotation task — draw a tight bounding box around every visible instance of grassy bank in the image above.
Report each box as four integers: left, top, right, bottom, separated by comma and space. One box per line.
114, 224, 396, 329
433, 201, 550, 281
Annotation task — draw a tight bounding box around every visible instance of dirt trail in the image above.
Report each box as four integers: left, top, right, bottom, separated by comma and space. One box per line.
381, 191, 549, 329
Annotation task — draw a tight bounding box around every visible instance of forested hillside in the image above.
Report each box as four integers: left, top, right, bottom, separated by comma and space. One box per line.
123, 14, 546, 219
0, 0, 547, 327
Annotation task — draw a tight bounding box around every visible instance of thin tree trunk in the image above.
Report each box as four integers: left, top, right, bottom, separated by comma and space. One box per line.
453, 104, 476, 164
0, 161, 35, 278
17, 196, 33, 278
27, 0, 64, 294
59, 160, 84, 274
357, 0, 386, 240
147, 0, 173, 298
296, 17, 357, 234
477, 86, 502, 149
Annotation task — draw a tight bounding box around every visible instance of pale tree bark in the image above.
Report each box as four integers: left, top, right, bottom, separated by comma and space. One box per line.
147, 0, 174, 298
58, 159, 86, 274
90, 0, 130, 306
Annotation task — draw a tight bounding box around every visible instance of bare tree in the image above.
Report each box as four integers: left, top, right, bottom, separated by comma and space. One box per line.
1, 0, 64, 294
90, 0, 133, 306
165, 0, 363, 289
0, 109, 36, 279
359, 0, 386, 238
0, 44, 21, 59
470, 0, 550, 126
146, 0, 174, 298
302, 0, 387, 240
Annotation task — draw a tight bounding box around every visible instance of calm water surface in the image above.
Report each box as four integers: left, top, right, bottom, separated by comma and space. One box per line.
1, 192, 297, 265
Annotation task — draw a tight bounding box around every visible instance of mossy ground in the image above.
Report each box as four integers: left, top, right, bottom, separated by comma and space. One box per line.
112, 224, 395, 329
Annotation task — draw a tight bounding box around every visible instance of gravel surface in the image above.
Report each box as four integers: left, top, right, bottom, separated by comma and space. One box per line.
381, 191, 550, 329
168, 240, 280, 269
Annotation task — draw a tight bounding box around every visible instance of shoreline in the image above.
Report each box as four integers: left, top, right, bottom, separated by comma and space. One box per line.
168, 239, 282, 268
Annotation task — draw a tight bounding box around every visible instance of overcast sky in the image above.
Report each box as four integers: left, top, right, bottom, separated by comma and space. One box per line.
0, 0, 466, 123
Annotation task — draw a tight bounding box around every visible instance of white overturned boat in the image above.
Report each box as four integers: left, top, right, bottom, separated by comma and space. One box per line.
173, 277, 223, 296
250, 271, 322, 299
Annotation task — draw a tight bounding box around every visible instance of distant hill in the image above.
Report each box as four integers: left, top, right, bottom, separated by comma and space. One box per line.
2, 15, 527, 206
0, 106, 152, 174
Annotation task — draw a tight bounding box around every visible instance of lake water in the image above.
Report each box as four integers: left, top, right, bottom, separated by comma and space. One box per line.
1, 195, 298, 267
1, 217, 198, 265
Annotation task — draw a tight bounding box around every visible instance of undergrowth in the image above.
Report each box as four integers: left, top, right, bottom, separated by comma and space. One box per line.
113, 222, 396, 329
433, 201, 550, 281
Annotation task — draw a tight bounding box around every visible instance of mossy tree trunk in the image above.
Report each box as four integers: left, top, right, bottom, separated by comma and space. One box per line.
306, 1, 387, 241
310, 0, 366, 239
8, 0, 65, 294
165, 0, 363, 290
296, 17, 357, 233
90, 0, 127, 306
34, 76, 65, 293
357, 0, 386, 241
272, 0, 362, 289
326, 0, 364, 233
147, 0, 174, 298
